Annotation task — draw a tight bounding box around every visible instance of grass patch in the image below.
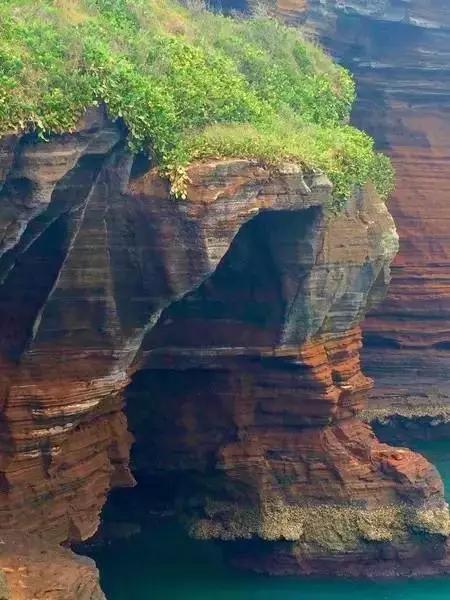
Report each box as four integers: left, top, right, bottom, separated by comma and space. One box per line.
0, 0, 394, 208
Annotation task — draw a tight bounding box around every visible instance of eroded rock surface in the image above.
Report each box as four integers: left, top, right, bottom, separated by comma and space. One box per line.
1, 108, 448, 585
0, 534, 105, 600
265, 0, 450, 440
124, 176, 450, 576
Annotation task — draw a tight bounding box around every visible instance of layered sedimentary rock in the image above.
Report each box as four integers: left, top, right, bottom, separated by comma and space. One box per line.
266, 0, 450, 437
125, 172, 450, 576
1, 105, 448, 583
130, 337, 450, 576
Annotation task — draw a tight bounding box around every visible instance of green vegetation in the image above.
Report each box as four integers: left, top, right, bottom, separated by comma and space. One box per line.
0, 0, 394, 208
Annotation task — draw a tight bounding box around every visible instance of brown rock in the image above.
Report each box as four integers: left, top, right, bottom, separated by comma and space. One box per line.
279, 0, 450, 432
0, 111, 445, 583
0, 534, 105, 600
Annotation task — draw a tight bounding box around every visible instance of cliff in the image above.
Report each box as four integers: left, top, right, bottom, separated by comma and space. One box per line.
0, 534, 105, 600
127, 159, 448, 578
0, 110, 448, 591
0, 0, 446, 595
284, 0, 450, 436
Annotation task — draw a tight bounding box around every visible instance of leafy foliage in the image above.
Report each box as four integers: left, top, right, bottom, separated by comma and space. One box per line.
0, 0, 394, 207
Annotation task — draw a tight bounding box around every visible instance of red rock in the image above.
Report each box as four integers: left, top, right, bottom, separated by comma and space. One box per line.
0, 110, 444, 584
285, 0, 450, 422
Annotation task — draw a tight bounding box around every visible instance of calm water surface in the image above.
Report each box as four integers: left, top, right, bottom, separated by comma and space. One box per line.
88, 439, 450, 600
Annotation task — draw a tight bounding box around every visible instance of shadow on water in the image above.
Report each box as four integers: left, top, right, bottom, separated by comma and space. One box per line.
82, 439, 450, 600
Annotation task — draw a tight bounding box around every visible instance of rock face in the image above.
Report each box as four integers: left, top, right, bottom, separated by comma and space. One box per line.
269, 0, 450, 438
127, 174, 450, 577
0, 106, 447, 585
0, 534, 105, 600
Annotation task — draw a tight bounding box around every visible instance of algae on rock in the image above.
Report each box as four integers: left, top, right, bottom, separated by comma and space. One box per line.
191, 498, 450, 553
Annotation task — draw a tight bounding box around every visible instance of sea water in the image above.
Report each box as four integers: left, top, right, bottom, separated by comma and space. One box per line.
87, 439, 450, 600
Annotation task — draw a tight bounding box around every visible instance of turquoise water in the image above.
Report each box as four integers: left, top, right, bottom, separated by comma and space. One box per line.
88, 440, 450, 600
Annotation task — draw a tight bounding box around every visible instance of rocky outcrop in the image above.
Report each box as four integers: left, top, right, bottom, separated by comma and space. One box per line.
129, 336, 450, 576
266, 0, 450, 440
0, 110, 350, 544
0, 105, 448, 584
125, 176, 450, 576
0, 534, 105, 600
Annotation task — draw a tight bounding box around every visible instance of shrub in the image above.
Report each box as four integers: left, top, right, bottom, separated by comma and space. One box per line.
0, 0, 394, 209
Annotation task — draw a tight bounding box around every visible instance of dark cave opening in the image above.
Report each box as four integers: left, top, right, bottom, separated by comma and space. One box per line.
77, 205, 322, 547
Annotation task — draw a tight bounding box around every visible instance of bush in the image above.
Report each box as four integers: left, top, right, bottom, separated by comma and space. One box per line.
0, 0, 394, 209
